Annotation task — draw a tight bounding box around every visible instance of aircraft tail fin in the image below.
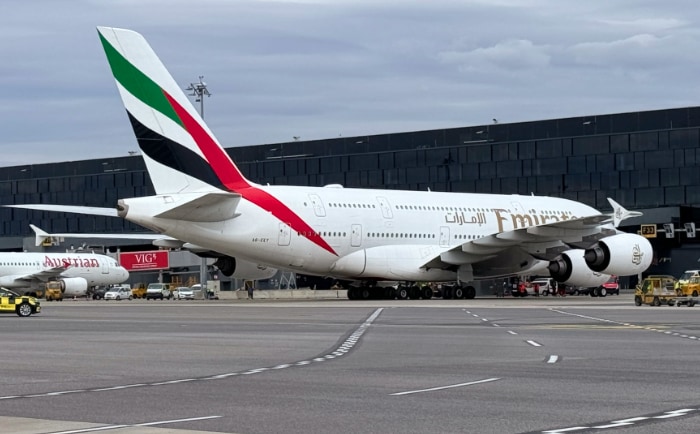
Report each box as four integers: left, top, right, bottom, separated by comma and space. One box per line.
96, 27, 251, 195
608, 197, 643, 228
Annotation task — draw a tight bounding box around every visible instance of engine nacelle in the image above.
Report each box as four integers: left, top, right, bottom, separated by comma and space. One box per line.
584, 233, 653, 276
52, 277, 88, 297
548, 249, 609, 288
213, 256, 277, 280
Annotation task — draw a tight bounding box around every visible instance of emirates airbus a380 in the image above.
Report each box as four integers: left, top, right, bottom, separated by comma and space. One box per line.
10, 27, 653, 299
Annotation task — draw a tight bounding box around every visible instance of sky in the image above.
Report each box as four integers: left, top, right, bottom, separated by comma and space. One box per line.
2, 0, 700, 167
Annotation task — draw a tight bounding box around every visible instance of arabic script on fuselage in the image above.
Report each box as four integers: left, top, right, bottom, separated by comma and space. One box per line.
444, 209, 576, 232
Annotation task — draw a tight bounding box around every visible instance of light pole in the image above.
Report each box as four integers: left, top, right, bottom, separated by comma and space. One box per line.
186, 76, 211, 119
185, 76, 212, 296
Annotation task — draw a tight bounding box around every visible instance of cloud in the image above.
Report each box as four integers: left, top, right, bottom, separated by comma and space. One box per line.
1, 1, 700, 165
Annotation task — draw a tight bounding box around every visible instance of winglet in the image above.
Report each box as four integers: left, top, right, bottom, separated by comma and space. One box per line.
30, 224, 50, 247
608, 198, 643, 228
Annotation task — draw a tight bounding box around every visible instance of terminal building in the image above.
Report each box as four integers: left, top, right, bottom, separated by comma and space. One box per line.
2, 105, 700, 290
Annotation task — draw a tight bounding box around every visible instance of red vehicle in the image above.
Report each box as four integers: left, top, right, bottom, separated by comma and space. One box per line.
595, 276, 620, 297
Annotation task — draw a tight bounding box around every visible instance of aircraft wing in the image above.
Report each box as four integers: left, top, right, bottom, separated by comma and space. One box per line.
421, 213, 621, 279
3, 267, 68, 285
422, 197, 640, 276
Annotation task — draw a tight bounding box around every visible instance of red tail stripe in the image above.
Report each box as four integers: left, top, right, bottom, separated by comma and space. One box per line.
162, 91, 337, 256
163, 91, 249, 191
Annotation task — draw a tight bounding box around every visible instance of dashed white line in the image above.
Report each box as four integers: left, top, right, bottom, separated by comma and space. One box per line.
526, 340, 542, 347
0, 308, 384, 402
546, 355, 559, 364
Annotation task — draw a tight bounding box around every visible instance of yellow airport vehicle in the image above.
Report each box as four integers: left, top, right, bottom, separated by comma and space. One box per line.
677, 275, 700, 297
634, 275, 678, 306
44, 282, 64, 301
131, 283, 146, 299
0, 287, 41, 317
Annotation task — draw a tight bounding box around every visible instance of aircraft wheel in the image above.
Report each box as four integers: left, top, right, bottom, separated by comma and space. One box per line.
408, 286, 420, 300
421, 286, 433, 299
453, 287, 464, 299
396, 287, 409, 300
600, 288, 607, 297
464, 286, 476, 299
443, 286, 453, 299
360, 288, 371, 300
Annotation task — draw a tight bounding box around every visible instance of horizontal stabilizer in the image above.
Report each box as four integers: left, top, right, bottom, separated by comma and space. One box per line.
6, 204, 118, 217
155, 192, 241, 222
29, 224, 171, 247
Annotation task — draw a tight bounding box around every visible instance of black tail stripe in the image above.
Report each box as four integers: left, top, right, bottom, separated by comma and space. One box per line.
127, 111, 227, 191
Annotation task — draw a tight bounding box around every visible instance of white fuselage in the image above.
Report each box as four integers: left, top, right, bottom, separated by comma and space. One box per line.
122, 185, 600, 281
0, 252, 129, 294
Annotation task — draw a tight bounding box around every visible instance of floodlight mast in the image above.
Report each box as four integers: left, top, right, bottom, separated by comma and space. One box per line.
185, 76, 213, 296
186, 76, 211, 119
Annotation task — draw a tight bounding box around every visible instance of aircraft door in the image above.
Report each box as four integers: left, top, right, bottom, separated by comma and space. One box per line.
308, 194, 326, 217
439, 226, 450, 247
376, 196, 393, 219
351, 224, 362, 247
101, 258, 109, 274
278, 222, 291, 246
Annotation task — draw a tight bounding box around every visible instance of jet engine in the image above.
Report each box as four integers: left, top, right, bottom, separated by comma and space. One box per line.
52, 277, 89, 297
212, 256, 277, 280
584, 233, 653, 276
547, 250, 609, 288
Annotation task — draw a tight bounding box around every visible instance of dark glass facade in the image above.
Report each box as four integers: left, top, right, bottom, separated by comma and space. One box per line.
2, 106, 700, 277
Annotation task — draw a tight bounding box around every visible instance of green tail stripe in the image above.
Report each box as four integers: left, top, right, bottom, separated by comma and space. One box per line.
98, 32, 182, 128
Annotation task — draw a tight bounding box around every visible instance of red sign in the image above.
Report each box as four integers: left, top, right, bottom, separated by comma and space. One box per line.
119, 250, 169, 271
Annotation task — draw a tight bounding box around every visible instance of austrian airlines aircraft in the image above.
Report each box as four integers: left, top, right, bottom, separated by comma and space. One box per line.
0, 252, 129, 297
12, 27, 653, 299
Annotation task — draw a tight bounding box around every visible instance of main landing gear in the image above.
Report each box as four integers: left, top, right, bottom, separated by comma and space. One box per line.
346, 283, 477, 300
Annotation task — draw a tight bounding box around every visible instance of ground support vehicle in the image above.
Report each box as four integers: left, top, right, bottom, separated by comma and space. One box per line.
44, 282, 64, 301
634, 275, 678, 306
592, 275, 620, 297
45, 287, 63, 301
677, 275, 700, 297
104, 287, 133, 301
91, 287, 108, 300
0, 287, 41, 317
145, 283, 172, 300
174, 287, 194, 300
131, 283, 146, 299
531, 278, 557, 296
677, 270, 700, 289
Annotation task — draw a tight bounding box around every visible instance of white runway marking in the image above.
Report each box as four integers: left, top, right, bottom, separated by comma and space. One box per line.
550, 308, 700, 342
546, 355, 559, 364
526, 340, 542, 347
390, 377, 500, 396
50, 415, 222, 434
0, 308, 384, 401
